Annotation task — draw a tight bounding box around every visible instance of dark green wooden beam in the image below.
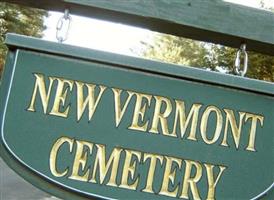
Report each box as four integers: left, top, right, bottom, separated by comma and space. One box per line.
3, 0, 274, 56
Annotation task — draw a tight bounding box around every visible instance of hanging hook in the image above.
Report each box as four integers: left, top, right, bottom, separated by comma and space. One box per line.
234, 43, 248, 77
56, 9, 72, 43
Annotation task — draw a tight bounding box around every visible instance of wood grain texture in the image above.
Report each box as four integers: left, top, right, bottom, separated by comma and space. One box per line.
3, 0, 274, 55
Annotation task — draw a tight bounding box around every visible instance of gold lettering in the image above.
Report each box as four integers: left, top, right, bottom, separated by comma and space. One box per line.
49, 137, 74, 177
149, 96, 173, 136
204, 164, 226, 200
120, 150, 142, 190
221, 109, 245, 149
112, 88, 134, 127
76, 82, 106, 121
128, 92, 152, 132
49, 78, 74, 118
159, 156, 182, 197
172, 101, 202, 141
180, 160, 202, 200
27, 73, 54, 113
142, 153, 164, 193
90, 144, 122, 187
245, 113, 264, 151
200, 106, 223, 145
69, 140, 93, 182
49, 136, 231, 200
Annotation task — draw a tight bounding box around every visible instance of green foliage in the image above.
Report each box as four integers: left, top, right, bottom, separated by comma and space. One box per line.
141, 32, 274, 82
141, 34, 209, 68
0, 2, 47, 76
140, 2, 274, 82
210, 46, 274, 82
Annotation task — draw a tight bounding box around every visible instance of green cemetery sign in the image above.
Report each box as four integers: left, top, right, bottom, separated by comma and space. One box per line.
0, 34, 273, 200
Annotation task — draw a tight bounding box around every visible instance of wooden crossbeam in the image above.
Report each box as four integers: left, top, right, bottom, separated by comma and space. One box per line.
3, 0, 274, 56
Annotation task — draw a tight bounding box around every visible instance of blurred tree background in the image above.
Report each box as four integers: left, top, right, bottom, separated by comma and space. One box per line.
137, 2, 274, 82
0, 2, 47, 76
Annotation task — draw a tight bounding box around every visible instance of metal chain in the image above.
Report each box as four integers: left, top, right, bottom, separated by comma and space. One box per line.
56, 9, 72, 43
234, 44, 248, 77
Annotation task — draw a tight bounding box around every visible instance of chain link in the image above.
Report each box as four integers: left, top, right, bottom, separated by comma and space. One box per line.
234, 44, 248, 77
56, 9, 72, 43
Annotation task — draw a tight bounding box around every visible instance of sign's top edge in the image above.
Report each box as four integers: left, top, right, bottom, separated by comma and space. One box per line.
4, 33, 274, 97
